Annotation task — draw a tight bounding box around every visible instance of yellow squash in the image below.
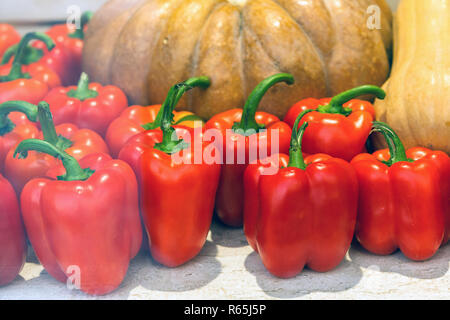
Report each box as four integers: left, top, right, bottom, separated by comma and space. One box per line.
374, 0, 450, 153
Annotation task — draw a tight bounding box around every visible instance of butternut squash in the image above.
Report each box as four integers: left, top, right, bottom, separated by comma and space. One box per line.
374, 0, 450, 153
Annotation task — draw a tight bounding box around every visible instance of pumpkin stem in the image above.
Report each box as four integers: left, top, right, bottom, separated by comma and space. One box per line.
318, 85, 386, 116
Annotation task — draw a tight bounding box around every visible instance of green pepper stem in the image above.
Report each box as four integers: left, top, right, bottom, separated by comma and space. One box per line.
371, 121, 409, 165
143, 76, 210, 131
0, 101, 38, 135
66, 72, 98, 101
287, 110, 313, 169
234, 73, 295, 133
0, 101, 38, 125
318, 85, 386, 116
153, 77, 210, 154
37, 102, 59, 145
13, 139, 93, 181
1, 44, 44, 66
68, 11, 94, 39
0, 32, 55, 82
37, 102, 73, 150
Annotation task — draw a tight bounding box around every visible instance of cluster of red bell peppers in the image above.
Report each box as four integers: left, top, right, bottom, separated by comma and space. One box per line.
0, 20, 448, 294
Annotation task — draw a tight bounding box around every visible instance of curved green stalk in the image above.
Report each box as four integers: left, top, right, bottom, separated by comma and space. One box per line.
153, 77, 210, 154
233, 73, 295, 134
0, 32, 55, 82
371, 121, 410, 166
0, 101, 38, 136
142, 76, 210, 131
14, 139, 93, 181
37, 102, 73, 150
287, 110, 314, 169
317, 85, 386, 116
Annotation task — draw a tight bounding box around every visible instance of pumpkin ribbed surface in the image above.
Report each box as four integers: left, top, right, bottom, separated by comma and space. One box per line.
83, 0, 392, 119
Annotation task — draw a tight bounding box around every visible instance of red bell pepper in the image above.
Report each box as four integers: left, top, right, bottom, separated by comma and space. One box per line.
351, 121, 450, 261
4, 101, 108, 192
284, 86, 386, 161
14, 142, 142, 295
2, 30, 73, 86
243, 153, 289, 252
0, 32, 61, 104
0, 173, 26, 286
45, 11, 93, 85
106, 103, 203, 158
245, 114, 358, 278
43, 72, 128, 136
119, 77, 220, 267
205, 73, 293, 227
0, 24, 20, 58
0, 101, 39, 172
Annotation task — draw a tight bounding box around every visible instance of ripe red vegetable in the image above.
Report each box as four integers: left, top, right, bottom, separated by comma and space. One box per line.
0, 101, 39, 172
351, 121, 450, 261
0, 24, 20, 58
106, 104, 203, 158
0, 173, 26, 286
45, 12, 93, 85
284, 86, 386, 161
44, 72, 128, 136
0, 32, 61, 104
15, 144, 142, 295
4, 101, 108, 192
119, 77, 220, 267
245, 114, 358, 278
205, 73, 293, 227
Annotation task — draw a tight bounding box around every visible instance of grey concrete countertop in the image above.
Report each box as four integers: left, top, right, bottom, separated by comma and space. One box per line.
1, 220, 449, 300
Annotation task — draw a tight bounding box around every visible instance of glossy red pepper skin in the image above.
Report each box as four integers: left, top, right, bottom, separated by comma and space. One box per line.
5, 123, 108, 192
284, 86, 386, 162
205, 109, 291, 227
28, 40, 71, 86
106, 104, 202, 158
284, 98, 374, 161
2, 34, 74, 86
249, 153, 358, 278
0, 174, 26, 286
45, 12, 92, 85
43, 76, 128, 136
20, 153, 142, 295
119, 127, 220, 267
0, 63, 61, 104
351, 147, 450, 260
45, 24, 83, 85
0, 24, 20, 58
243, 153, 290, 251
1, 31, 68, 87
0, 112, 39, 172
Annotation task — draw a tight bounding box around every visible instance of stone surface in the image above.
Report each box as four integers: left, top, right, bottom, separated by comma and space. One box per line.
1, 220, 449, 300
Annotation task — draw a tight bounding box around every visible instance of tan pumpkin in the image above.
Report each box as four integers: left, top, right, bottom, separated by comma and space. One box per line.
83, 0, 392, 120
374, 0, 450, 153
